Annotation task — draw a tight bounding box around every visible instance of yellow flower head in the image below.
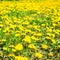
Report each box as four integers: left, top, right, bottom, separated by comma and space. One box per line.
9, 45, 15, 48
45, 36, 51, 39
3, 47, 8, 51
37, 33, 42, 36
28, 44, 38, 50
15, 33, 20, 37
15, 56, 28, 60
8, 53, 15, 57
23, 35, 31, 43
31, 36, 38, 41
41, 44, 48, 49
2, 39, 6, 42
12, 49, 16, 52
58, 45, 60, 48
15, 56, 22, 60
48, 53, 54, 56
15, 44, 23, 51
23, 57, 28, 60
35, 52, 43, 58
51, 39, 56, 44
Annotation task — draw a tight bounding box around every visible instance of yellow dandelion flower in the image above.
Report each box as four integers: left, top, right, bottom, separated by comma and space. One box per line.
45, 36, 51, 39
15, 56, 28, 60
10, 24, 16, 29
41, 44, 48, 49
23, 35, 31, 43
15, 44, 23, 51
41, 24, 45, 27
15, 55, 22, 60
58, 45, 60, 48
9, 45, 15, 48
12, 49, 16, 52
51, 39, 56, 44
2, 39, 6, 42
35, 52, 43, 58
31, 36, 39, 41
15, 33, 20, 37
28, 44, 38, 50
23, 57, 28, 60
18, 25, 24, 31
8, 53, 15, 57
3, 47, 8, 50
48, 53, 54, 56
22, 21, 30, 25
37, 33, 42, 36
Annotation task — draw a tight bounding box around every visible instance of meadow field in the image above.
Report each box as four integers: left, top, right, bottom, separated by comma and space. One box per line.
0, 0, 60, 60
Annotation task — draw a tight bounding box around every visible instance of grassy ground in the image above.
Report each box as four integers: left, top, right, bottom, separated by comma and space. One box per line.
0, 0, 60, 60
